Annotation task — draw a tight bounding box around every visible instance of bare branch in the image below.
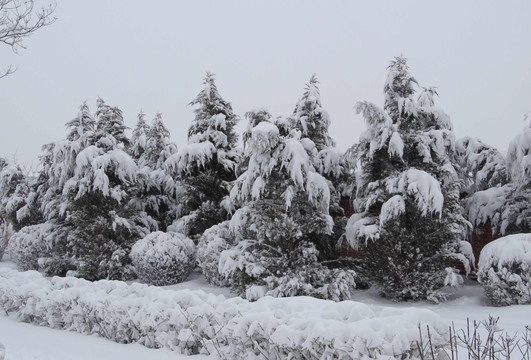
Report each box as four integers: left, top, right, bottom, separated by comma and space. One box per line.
0, 0, 56, 77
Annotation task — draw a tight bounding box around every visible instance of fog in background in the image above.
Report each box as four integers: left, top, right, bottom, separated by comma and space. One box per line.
1, 1, 530, 168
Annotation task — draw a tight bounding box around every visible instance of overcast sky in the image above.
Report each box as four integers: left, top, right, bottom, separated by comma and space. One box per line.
0, 1, 530, 168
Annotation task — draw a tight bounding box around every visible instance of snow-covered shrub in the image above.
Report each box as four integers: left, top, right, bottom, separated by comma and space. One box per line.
0, 268, 449, 359
7, 223, 52, 271
131, 231, 196, 286
196, 221, 233, 286
219, 205, 357, 301
261, 265, 358, 302
477, 233, 531, 306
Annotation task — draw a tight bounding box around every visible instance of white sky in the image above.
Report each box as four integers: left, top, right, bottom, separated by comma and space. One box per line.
1, 1, 530, 168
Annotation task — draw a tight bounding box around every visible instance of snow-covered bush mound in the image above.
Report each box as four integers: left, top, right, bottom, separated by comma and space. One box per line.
196, 221, 232, 286
477, 233, 531, 306
0, 268, 449, 359
7, 223, 53, 271
130, 231, 195, 286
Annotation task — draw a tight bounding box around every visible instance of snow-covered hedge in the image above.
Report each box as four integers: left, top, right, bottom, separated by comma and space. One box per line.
0, 268, 449, 359
477, 233, 531, 306
130, 231, 196, 286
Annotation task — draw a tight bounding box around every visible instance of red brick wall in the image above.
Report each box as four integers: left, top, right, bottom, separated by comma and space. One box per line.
340, 197, 355, 218
469, 223, 501, 268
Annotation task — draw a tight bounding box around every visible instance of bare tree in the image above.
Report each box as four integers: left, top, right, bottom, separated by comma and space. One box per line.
0, 0, 56, 78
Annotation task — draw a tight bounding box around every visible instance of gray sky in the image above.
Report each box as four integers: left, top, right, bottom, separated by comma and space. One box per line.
1, 1, 530, 169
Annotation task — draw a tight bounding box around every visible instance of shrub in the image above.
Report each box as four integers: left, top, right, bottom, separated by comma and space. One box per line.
477, 233, 531, 306
7, 223, 52, 271
130, 231, 196, 286
196, 221, 233, 286
220, 237, 358, 301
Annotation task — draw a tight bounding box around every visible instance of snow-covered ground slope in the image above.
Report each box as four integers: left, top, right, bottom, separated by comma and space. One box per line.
0, 257, 530, 360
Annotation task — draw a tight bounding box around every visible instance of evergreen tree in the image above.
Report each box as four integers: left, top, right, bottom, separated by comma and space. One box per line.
455, 136, 509, 199
218, 118, 356, 300
130, 112, 180, 232
466, 120, 531, 235
347, 56, 469, 301
0, 158, 31, 231
166, 73, 240, 238
130, 111, 149, 161
289, 75, 335, 151
502, 120, 531, 233
288, 75, 345, 260
57, 99, 140, 280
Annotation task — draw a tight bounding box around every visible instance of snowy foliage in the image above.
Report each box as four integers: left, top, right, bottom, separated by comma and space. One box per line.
196, 221, 233, 286
24, 100, 146, 281
223, 110, 356, 300
130, 231, 196, 286
7, 223, 53, 271
465, 121, 531, 235
230, 121, 331, 217
130, 113, 180, 232
287, 76, 346, 259
219, 201, 355, 301
0, 158, 33, 231
346, 56, 469, 301
465, 185, 511, 234
165, 73, 240, 238
354, 101, 398, 160
455, 136, 508, 197
0, 268, 449, 359
477, 233, 531, 306
289, 75, 335, 151
506, 120, 531, 186
130, 111, 149, 160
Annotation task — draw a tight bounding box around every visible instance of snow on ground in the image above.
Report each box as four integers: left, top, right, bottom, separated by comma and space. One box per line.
0, 317, 211, 360
160, 270, 234, 298
1, 256, 530, 359
349, 278, 530, 335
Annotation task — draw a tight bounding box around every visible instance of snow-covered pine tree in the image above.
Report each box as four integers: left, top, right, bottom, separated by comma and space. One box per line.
288, 75, 345, 260
59, 99, 140, 280
455, 136, 508, 198
130, 112, 179, 232
166, 73, 240, 238
130, 111, 149, 161
289, 75, 335, 152
466, 120, 531, 235
6, 103, 97, 274
0, 158, 32, 231
347, 56, 469, 301
502, 120, 531, 233
218, 117, 357, 300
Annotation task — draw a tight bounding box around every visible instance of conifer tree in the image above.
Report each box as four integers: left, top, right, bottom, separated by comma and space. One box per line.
131, 112, 179, 232
166, 73, 240, 238
347, 56, 469, 301
58, 99, 140, 280
466, 120, 531, 235
217, 117, 356, 300
455, 136, 508, 199
0, 158, 31, 231
289, 75, 335, 152
502, 120, 531, 233
288, 75, 345, 260
130, 111, 149, 161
